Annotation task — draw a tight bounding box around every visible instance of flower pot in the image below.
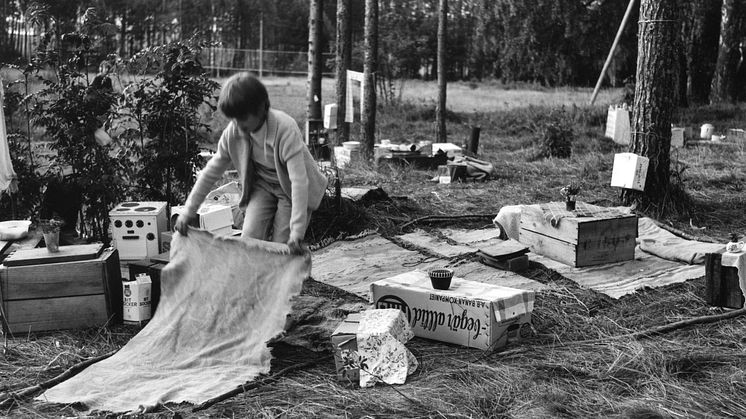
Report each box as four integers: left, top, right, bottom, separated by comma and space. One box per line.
43, 230, 60, 253
428, 268, 454, 290
565, 200, 576, 211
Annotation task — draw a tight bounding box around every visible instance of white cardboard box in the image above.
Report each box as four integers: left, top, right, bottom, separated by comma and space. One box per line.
605, 106, 631, 145
324, 103, 338, 130
123, 273, 152, 324
610, 152, 649, 191
334, 146, 362, 168
370, 271, 534, 350
171, 203, 234, 236
671, 127, 685, 148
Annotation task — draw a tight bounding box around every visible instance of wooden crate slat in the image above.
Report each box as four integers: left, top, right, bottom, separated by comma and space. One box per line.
4, 294, 108, 333
520, 211, 580, 245
519, 228, 578, 266
576, 216, 638, 244
1, 263, 105, 300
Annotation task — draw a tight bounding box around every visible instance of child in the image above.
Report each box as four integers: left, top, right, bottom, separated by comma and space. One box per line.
175, 73, 328, 254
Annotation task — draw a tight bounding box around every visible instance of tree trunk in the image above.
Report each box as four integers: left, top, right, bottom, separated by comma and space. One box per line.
686, 0, 720, 104
436, 0, 448, 143
335, 0, 351, 146
362, 0, 378, 157
307, 0, 323, 121
621, 0, 679, 212
710, 0, 744, 104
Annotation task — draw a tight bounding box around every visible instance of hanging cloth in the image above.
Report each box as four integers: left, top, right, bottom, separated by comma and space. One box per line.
0, 79, 18, 195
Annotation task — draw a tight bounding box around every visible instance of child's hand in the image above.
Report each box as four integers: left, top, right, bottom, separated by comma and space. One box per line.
175, 213, 197, 236
287, 237, 304, 255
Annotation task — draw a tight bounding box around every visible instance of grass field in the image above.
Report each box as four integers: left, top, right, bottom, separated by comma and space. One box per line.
2, 76, 746, 418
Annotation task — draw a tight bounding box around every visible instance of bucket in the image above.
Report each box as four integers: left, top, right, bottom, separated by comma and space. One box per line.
700, 124, 714, 139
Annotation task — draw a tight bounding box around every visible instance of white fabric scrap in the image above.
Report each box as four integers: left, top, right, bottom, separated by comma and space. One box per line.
0, 79, 18, 195
356, 309, 418, 388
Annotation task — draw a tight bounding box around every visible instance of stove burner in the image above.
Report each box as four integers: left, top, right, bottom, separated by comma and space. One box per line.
115, 208, 131, 211
120, 202, 140, 207
135, 206, 157, 212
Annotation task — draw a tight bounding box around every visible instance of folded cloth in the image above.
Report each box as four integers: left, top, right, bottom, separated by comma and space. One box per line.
538, 201, 632, 227
38, 229, 308, 413
357, 309, 418, 388
637, 217, 725, 264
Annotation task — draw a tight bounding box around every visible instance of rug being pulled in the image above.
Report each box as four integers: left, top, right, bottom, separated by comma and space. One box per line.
36, 229, 309, 413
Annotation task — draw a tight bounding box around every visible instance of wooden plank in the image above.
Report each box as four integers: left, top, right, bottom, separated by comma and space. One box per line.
705, 253, 722, 306
101, 249, 123, 324
4, 294, 108, 334
3, 243, 104, 267
576, 216, 638, 244
520, 209, 580, 245
519, 228, 578, 266
1, 259, 105, 300
575, 235, 636, 267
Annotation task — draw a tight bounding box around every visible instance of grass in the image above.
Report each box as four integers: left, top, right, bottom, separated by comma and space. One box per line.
3, 78, 746, 418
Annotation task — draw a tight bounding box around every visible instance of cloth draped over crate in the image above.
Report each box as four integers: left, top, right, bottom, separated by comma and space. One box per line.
37, 229, 308, 413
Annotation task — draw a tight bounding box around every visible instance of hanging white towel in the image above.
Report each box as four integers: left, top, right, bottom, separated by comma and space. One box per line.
0, 79, 18, 195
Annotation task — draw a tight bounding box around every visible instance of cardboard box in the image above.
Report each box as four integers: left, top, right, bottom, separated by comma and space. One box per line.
324, 103, 338, 130
123, 273, 152, 324
519, 204, 638, 267
171, 203, 233, 236
370, 271, 534, 350
605, 106, 631, 145
127, 260, 165, 314
671, 127, 685, 148
1, 247, 122, 333
331, 313, 361, 382
610, 152, 649, 191
333, 146, 362, 168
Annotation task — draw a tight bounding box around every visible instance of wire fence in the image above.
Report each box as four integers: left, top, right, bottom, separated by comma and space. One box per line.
200, 48, 335, 77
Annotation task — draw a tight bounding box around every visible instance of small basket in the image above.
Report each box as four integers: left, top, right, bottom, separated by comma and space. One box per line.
428, 268, 454, 290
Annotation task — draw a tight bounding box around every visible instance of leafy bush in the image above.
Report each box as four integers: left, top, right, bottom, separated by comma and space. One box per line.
117, 38, 219, 204
533, 107, 574, 159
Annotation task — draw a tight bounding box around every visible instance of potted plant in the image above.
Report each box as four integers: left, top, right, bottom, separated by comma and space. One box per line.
560, 181, 581, 211
726, 232, 744, 253
39, 219, 65, 253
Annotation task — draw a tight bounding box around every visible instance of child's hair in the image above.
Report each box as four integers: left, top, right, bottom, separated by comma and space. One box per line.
218, 72, 270, 119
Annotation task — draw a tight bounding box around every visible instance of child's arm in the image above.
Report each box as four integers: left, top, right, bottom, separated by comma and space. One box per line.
280, 128, 311, 250
181, 131, 232, 225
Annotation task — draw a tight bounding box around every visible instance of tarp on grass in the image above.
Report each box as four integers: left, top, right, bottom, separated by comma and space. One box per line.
37, 229, 307, 413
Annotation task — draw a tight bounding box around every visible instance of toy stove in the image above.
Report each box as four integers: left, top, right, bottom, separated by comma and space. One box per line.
109, 201, 168, 260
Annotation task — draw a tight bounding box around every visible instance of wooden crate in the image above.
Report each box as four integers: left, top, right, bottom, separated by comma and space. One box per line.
705, 253, 744, 309
520, 208, 637, 267
1, 248, 122, 334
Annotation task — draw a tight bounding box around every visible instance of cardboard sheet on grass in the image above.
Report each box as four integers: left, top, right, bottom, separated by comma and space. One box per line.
311, 234, 545, 298
494, 205, 726, 298
37, 229, 308, 413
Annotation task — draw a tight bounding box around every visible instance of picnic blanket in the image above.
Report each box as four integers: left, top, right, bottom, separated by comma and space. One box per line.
312, 234, 546, 297
37, 229, 308, 413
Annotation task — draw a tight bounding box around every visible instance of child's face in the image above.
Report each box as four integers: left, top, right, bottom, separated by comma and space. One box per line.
235, 106, 267, 134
